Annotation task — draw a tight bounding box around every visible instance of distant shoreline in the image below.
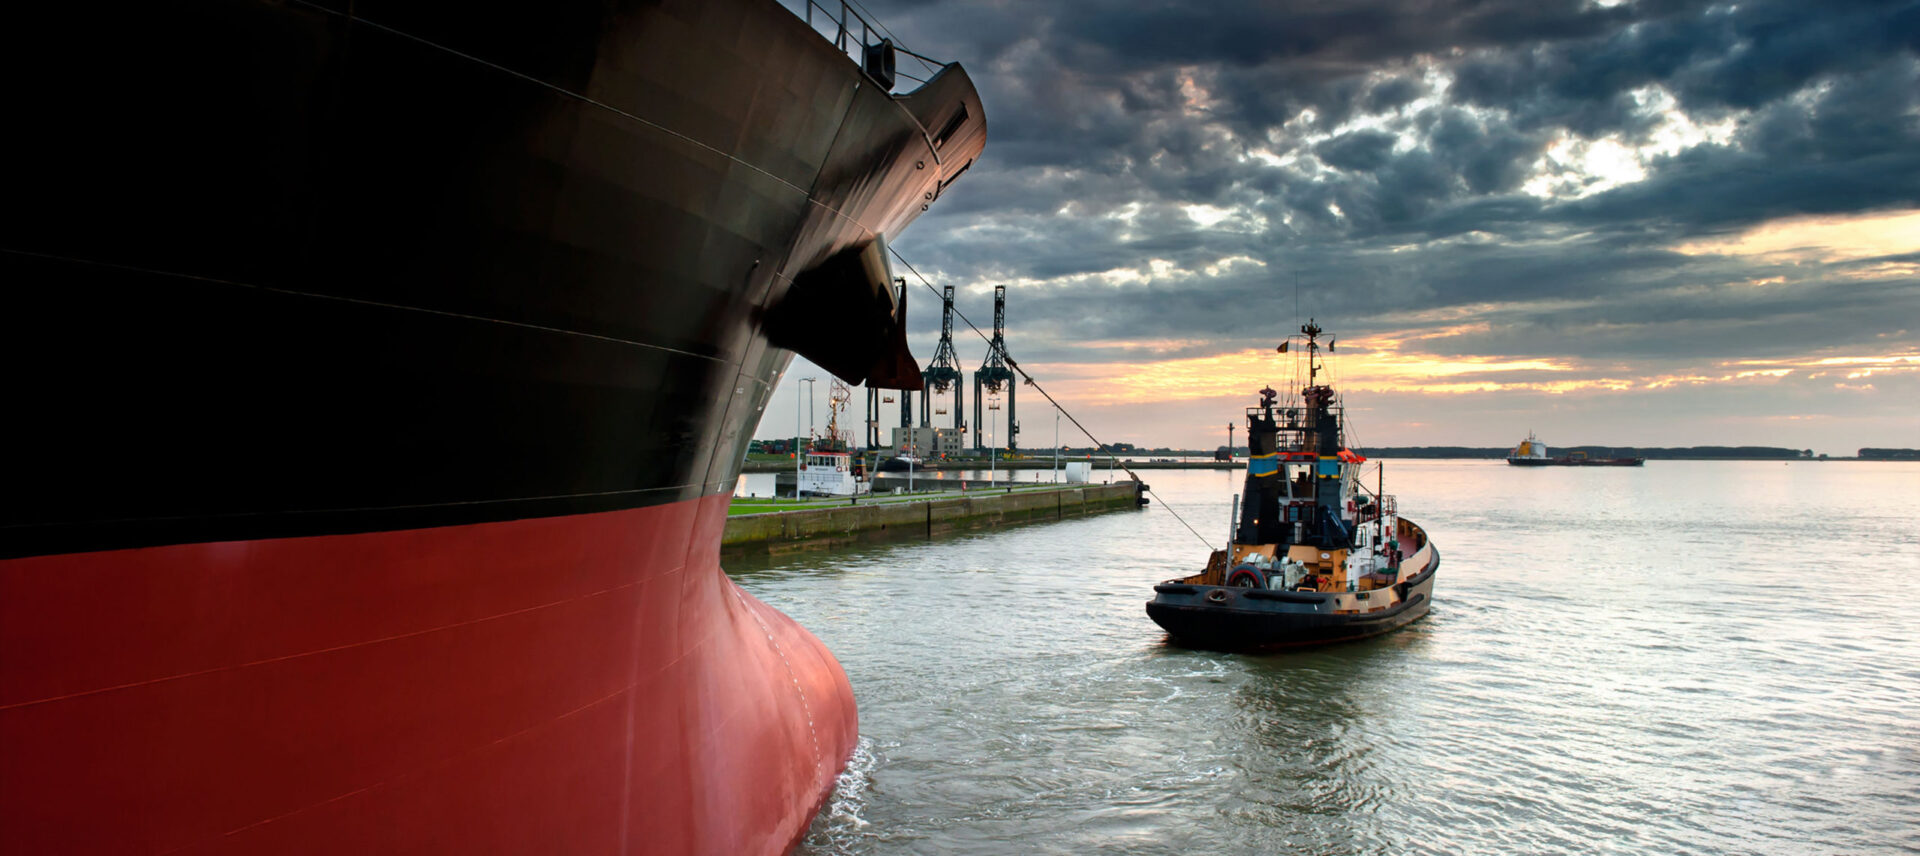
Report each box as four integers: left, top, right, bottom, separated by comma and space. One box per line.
747, 446, 1915, 464
740, 454, 1911, 473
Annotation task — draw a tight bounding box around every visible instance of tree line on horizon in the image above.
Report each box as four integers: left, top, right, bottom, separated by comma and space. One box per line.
1049, 445, 1918, 460
753, 440, 1919, 460
1350, 445, 1811, 459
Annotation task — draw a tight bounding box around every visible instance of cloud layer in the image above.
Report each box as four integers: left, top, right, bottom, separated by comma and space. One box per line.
776, 0, 1920, 451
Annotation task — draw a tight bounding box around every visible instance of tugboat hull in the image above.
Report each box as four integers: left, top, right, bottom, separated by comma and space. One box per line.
1146, 544, 1439, 653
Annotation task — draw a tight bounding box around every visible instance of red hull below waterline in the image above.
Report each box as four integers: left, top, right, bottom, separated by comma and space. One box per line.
0, 493, 855, 855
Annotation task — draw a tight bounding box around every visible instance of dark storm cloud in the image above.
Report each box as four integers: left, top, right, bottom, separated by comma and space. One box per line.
1423, 108, 1549, 195
857, 0, 1920, 376
1315, 129, 1397, 172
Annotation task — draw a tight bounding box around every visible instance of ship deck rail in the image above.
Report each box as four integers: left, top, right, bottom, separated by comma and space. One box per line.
782, 0, 951, 90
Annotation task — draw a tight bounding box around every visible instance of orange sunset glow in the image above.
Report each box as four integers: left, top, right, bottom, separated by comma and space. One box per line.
1674, 209, 1920, 266
1035, 342, 1920, 407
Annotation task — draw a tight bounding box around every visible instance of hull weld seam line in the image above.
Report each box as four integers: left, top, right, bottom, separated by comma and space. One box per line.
0, 246, 728, 364
0, 579, 653, 712
320, 4, 819, 198
2, 482, 723, 536
729, 586, 826, 784
310, 1, 933, 256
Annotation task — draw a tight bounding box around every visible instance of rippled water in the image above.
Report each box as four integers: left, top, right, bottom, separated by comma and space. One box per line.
727, 462, 1920, 855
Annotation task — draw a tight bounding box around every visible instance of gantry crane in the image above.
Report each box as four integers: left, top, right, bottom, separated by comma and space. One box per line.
972, 285, 1018, 452
865, 279, 913, 448
920, 285, 965, 436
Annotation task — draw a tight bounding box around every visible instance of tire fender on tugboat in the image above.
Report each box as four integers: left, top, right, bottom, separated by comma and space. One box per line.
1226, 566, 1267, 588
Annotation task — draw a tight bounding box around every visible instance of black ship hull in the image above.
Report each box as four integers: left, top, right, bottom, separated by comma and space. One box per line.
3, 0, 984, 557
2, 1, 984, 852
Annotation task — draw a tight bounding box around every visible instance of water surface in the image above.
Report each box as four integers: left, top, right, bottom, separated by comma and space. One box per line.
728, 461, 1920, 855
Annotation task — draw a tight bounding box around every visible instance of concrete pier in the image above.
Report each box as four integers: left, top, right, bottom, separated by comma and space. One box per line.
741, 458, 1238, 473
722, 481, 1144, 555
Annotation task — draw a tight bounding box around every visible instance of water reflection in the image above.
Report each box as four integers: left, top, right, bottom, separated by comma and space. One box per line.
1213, 641, 1419, 854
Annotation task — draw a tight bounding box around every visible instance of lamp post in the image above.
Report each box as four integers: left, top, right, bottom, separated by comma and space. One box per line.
1053, 408, 1061, 483
988, 395, 998, 488
795, 377, 816, 500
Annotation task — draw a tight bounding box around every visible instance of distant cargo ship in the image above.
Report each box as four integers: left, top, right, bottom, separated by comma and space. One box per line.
1506, 434, 1646, 466
2, 0, 983, 853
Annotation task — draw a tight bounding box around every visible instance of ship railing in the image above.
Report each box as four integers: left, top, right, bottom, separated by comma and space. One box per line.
1244, 405, 1316, 432
1244, 404, 1342, 434
1352, 492, 1395, 522
782, 0, 950, 92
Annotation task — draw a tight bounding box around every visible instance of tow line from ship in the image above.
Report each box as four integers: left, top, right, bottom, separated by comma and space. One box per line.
890, 249, 1219, 552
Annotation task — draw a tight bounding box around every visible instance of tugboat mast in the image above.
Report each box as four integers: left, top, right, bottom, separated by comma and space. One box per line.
1304, 319, 1323, 383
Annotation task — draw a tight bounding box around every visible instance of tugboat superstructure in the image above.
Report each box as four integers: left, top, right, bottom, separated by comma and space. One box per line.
1146, 321, 1439, 651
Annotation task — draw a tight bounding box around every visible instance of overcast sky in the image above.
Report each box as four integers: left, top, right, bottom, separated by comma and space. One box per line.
763, 0, 1919, 454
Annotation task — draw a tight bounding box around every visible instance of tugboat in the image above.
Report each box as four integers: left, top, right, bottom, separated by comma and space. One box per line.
1507, 433, 1646, 466
1146, 321, 1439, 651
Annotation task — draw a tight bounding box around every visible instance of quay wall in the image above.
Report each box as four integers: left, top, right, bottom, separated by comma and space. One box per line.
740, 459, 1236, 473
722, 482, 1142, 555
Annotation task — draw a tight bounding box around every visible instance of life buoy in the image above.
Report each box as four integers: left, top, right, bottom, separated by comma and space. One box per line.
1226, 566, 1267, 588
